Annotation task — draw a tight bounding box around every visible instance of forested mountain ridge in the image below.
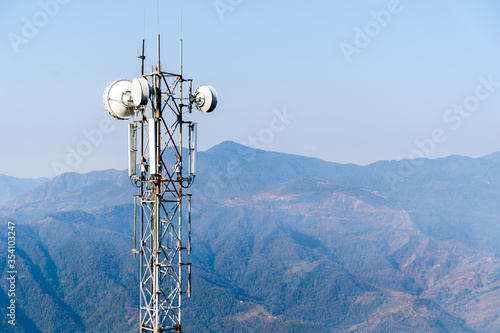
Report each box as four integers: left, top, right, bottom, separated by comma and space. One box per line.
1, 142, 499, 332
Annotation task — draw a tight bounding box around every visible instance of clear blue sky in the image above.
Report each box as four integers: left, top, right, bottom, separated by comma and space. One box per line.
1, 0, 500, 178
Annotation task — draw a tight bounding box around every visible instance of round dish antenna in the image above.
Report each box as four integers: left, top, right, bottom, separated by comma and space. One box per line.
103, 79, 134, 120
131, 77, 152, 106
194, 86, 218, 113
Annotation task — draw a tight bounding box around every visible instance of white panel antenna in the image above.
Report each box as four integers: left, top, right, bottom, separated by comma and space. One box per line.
128, 123, 137, 177
188, 122, 197, 177
148, 121, 157, 175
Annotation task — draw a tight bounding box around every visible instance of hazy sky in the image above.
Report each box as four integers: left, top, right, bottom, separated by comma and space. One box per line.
1, 0, 500, 178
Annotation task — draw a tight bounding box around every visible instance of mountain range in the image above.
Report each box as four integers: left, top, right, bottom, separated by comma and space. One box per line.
1, 141, 499, 332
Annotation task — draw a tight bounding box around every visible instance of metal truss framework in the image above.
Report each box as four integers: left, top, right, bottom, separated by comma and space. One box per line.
131, 37, 193, 333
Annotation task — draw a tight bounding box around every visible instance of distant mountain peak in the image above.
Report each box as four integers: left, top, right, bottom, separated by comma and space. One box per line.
204, 140, 249, 154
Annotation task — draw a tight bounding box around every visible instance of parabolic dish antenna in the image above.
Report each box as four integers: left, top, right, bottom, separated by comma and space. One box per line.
103, 79, 134, 120
131, 77, 152, 106
194, 85, 218, 113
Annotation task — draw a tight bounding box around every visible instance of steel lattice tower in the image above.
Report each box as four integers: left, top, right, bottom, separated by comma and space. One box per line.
104, 23, 217, 331
131, 36, 193, 333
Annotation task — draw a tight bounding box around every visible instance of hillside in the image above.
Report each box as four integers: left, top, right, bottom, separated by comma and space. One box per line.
0, 175, 48, 206
1, 142, 500, 332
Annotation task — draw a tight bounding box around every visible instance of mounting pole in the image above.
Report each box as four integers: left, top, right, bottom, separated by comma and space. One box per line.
157, 34, 161, 72
140, 39, 145, 76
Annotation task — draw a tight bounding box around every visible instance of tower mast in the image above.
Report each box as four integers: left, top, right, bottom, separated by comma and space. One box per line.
136, 33, 188, 332
103, 8, 218, 331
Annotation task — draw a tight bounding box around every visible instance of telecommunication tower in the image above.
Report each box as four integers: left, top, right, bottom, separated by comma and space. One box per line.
103, 17, 218, 332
